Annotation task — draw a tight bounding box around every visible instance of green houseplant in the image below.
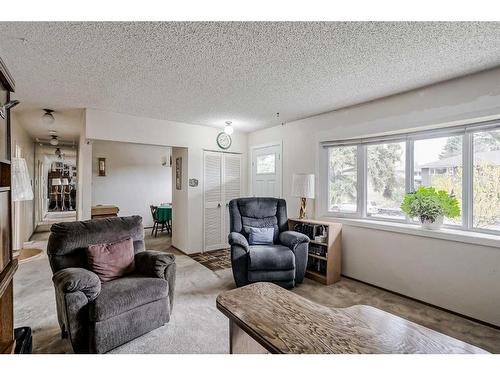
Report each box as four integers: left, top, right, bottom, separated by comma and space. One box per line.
400, 186, 461, 229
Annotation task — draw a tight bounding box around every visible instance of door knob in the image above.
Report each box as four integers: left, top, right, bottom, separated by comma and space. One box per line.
217, 203, 221, 208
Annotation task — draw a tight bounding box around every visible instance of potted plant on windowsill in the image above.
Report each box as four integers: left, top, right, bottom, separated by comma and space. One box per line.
400, 186, 461, 230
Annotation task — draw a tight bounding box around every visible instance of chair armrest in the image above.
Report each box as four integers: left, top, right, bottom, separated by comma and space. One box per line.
135, 251, 176, 279
228, 232, 249, 252
52, 267, 101, 301
135, 251, 176, 311
279, 231, 310, 250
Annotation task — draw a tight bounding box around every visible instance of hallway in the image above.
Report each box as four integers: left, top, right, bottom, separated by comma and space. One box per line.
35, 211, 77, 233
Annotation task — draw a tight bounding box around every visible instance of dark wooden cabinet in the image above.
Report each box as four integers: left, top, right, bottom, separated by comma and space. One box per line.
0, 57, 17, 354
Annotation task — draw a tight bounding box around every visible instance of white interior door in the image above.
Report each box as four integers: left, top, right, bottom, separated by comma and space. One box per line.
252, 144, 282, 198
204, 151, 224, 251
223, 153, 241, 240
204, 151, 242, 252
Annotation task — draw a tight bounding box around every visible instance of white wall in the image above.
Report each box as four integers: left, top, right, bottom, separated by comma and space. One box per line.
11, 113, 35, 248
171, 147, 189, 251
77, 112, 91, 221
91, 140, 172, 227
248, 67, 500, 326
83, 109, 248, 253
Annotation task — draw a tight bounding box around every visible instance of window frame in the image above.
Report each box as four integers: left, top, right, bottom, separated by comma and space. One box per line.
326, 144, 359, 215
255, 153, 276, 175
321, 120, 500, 235
364, 139, 407, 223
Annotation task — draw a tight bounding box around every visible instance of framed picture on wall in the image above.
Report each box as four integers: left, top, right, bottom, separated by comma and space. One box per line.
176, 157, 182, 190
98, 157, 106, 176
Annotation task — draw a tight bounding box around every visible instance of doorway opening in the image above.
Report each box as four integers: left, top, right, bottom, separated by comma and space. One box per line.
91, 140, 174, 239
34, 144, 77, 231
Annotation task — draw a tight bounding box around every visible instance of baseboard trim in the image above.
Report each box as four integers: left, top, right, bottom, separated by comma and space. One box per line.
170, 245, 188, 256
341, 274, 500, 331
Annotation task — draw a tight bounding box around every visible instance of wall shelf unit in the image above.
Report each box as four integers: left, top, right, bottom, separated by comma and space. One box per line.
288, 218, 342, 285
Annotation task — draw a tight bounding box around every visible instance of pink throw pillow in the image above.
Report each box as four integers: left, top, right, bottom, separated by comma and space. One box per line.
87, 238, 135, 282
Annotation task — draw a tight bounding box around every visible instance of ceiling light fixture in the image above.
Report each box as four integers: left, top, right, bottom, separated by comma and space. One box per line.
224, 121, 234, 135
42, 109, 55, 125
50, 135, 59, 146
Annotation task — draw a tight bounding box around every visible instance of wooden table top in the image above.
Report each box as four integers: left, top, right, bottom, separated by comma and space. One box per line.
91, 205, 119, 215
216, 282, 488, 354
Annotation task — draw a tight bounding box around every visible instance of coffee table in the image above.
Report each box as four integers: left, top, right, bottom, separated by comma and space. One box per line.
216, 282, 488, 354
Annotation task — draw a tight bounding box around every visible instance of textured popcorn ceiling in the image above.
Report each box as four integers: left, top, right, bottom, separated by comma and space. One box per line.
1, 22, 500, 132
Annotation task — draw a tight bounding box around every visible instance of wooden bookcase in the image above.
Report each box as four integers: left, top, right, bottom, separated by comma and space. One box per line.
0, 57, 17, 354
288, 218, 342, 285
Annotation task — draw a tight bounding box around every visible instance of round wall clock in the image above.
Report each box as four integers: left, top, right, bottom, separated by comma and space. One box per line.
217, 132, 232, 149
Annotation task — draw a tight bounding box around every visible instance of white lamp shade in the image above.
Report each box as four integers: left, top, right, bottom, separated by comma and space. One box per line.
61, 178, 69, 185
12, 157, 34, 202
291, 174, 315, 199
52, 178, 62, 186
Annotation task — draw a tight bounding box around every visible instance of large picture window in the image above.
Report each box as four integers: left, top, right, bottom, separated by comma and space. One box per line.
414, 135, 463, 225
328, 146, 357, 213
323, 122, 500, 234
366, 141, 406, 219
473, 128, 500, 231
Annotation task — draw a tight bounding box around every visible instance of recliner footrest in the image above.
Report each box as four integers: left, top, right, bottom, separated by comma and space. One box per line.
248, 245, 295, 271
248, 269, 295, 282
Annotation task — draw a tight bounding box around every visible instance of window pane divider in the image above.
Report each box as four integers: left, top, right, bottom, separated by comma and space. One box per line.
463, 132, 473, 230
406, 140, 414, 193
404, 139, 414, 223
358, 145, 366, 218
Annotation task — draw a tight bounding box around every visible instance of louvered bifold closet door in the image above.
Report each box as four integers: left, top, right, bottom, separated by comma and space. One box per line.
223, 154, 241, 243
204, 151, 224, 251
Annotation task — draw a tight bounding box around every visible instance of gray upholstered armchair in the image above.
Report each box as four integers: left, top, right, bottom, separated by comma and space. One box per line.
47, 215, 176, 353
228, 198, 309, 289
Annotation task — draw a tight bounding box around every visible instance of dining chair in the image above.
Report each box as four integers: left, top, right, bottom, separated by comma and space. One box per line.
150, 205, 159, 236
150, 205, 168, 237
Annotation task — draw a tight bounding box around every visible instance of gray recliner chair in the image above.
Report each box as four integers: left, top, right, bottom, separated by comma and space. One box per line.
47, 215, 176, 353
228, 198, 310, 289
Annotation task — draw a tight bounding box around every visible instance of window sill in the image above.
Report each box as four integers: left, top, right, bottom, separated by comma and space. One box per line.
318, 217, 500, 248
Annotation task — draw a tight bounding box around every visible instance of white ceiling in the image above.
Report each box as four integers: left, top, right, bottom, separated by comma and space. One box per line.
12, 104, 83, 142
37, 144, 77, 158
1, 22, 500, 133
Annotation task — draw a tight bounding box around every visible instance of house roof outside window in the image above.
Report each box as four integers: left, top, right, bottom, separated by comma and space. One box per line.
417, 150, 500, 169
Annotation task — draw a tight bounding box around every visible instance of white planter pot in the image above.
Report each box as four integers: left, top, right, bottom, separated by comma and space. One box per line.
420, 215, 443, 230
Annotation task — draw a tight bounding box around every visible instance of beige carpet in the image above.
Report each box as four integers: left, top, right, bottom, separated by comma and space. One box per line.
13, 231, 500, 353
14, 248, 44, 263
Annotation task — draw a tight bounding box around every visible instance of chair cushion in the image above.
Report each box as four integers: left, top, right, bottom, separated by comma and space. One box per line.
237, 198, 279, 218
246, 226, 274, 245
47, 215, 145, 273
89, 275, 169, 322
86, 237, 135, 282
242, 216, 279, 243
248, 245, 295, 271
